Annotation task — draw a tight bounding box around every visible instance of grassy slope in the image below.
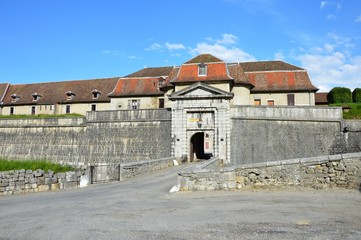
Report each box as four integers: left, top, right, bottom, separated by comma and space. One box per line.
331, 103, 361, 119
0, 159, 75, 173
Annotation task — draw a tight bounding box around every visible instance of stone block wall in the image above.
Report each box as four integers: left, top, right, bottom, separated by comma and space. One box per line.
0, 109, 172, 164
230, 106, 361, 165
177, 153, 361, 191
0, 167, 89, 196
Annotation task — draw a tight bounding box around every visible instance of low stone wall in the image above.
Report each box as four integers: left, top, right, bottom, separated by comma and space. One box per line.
120, 157, 178, 181
178, 153, 361, 191
90, 157, 179, 183
0, 166, 90, 196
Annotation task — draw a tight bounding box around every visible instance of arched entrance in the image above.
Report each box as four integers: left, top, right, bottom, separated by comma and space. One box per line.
190, 132, 212, 161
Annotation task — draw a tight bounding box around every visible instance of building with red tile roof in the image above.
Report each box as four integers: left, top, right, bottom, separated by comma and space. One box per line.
0, 54, 318, 116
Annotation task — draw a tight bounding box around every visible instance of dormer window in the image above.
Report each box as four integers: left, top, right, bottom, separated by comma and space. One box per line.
92, 89, 101, 99
11, 94, 20, 102
158, 77, 165, 88
66, 91, 76, 100
32, 93, 42, 101
198, 63, 207, 76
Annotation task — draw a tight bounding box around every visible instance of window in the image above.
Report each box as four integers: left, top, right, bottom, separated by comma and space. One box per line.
128, 99, 140, 110
66, 105, 71, 114
287, 94, 295, 106
11, 94, 20, 102
10, 107, 14, 115
158, 98, 164, 108
267, 100, 274, 106
254, 99, 261, 105
158, 78, 164, 88
91, 104, 96, 111
198, 63, 207, 76
66, 91, 76, 101
31, 106, 36, 115
32, 93, 42, 101
92, 89, 101, 99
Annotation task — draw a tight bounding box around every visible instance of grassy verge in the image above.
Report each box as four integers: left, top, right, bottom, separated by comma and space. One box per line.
0, 159, 75, 173
331, 103, 361, 119
0, 114, 83, 119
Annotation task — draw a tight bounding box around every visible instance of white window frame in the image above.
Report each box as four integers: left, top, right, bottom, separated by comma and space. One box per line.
198, 63, 207, 76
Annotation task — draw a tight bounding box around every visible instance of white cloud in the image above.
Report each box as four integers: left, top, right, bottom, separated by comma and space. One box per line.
190, 43, 255, 62
274, 51, 285, 60
189, 34, 256, 62
320, 1, 341, 11
215, 34, 239, 45
355, 15, 361, 22
128, 55, 141, 60
102, 50, 119, 56
295, 35, 361, 91
144, 43, 163, 51
320, 1, 328, 9
165, 42, 186, 51
144, 34, 255, 63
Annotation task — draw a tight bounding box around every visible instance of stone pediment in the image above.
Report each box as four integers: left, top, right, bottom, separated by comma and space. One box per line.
169, 82, 233, 100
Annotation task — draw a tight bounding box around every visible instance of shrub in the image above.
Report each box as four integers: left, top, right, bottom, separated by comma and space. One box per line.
352, 88, 361, 103
328, 87, 352, 103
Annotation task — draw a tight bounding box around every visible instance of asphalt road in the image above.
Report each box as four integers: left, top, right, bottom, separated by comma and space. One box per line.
0, 164, 360, 240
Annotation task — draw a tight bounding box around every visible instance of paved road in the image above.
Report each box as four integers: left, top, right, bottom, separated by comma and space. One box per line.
0, 164, 360, 240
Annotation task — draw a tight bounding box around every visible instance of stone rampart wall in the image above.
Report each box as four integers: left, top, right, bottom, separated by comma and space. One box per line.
177, 152, 361, 191
0, 167, 89, 196
0, 117, 86, 127
0, 109, 172, 164
230, 106, 361, 165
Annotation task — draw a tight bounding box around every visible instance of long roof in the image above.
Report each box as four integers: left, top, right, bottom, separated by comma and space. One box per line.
2, 77, 120, 106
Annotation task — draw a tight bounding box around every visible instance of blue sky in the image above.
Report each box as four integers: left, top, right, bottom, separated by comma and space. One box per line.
0, 0, 360, 91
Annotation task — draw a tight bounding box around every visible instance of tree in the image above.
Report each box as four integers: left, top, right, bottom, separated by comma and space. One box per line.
327, 87, 352, 103
352, 88, 361, 103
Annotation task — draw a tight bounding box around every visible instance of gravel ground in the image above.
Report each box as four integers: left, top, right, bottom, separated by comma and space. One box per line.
0, 164, 360, 240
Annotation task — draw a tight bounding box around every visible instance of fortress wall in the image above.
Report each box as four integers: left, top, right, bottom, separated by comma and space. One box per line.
230, 106, 361, 165
0, 109, 172, 164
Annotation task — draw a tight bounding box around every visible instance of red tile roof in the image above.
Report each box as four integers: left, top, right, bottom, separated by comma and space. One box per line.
171, 62, 233, 83
109, 77, 164, 97
2, 77, 120, 106
246, 71, 318, 92
227, 63, 252, 86
240, 61, 304, 72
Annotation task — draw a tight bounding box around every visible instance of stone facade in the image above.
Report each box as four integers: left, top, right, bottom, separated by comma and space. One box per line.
170, 83, 232, 163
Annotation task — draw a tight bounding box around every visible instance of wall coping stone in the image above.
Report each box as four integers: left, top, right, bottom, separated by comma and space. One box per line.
178, 152, 361, 175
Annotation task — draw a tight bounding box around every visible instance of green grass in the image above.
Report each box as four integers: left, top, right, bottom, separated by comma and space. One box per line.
331, 103, 361, 119
0, 114, 83, 119
0, 159, 75, 173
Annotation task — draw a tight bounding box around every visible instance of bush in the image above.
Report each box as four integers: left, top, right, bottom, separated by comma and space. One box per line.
328, 87, 352, 103
352, 88, 361, 103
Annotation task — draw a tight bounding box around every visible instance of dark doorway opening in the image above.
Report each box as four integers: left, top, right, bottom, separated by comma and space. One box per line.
190, 132, 212, 161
